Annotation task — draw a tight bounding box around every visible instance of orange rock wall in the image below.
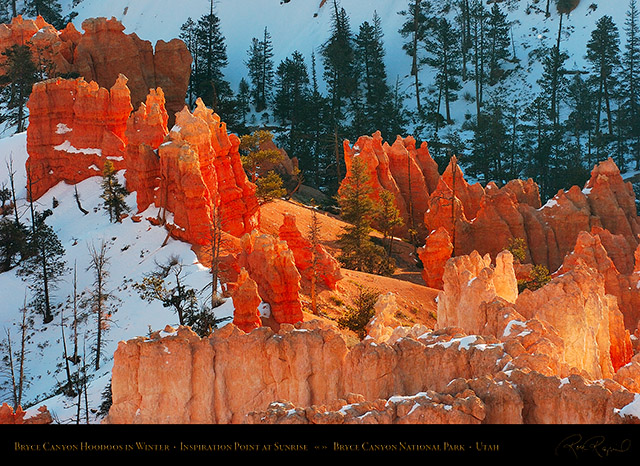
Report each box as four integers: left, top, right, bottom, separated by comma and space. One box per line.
0, 15, 191, 121
26, 75, 132, 199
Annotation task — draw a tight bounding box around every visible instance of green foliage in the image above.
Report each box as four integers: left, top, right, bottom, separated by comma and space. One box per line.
256, 170, 287, 203
507, 237, 527, 263
0, 44, 40, 133
17, 209, 67, 323
336, 156, 390, 275
518, 265, 552, 292
133, 255, 198, 327
337, 285, 380, 340
246, 27, 275, 112
100, 160, 129, 223
0, 217, 28, 271
239, 130, 284, 182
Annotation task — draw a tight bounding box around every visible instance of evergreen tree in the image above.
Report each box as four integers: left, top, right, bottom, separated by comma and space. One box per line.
237, 77, 251, 125
566, 73, 596, 167
538, 45, 569, 128
179, 17, 198, 107
100, 160, 129, 223
398, 0, 432, 114
355, 12, 398, 139
623, 0, 640, 168
0, 217, 27, 271
133, 255, 198, 327
486, 3, 511, 85
193, 12, 233, 117
336, 156, 388, 275
470, 93, 509, 184
375, 189, 403, 264
273, 50, 311, 162
470, 0, 489, 120
17, 209, 66, 324
586, 15, 621, 137
25, 0, 64, 29
321, 1, 357, 133
245, 27, 274, 112
423, 17, 462, 128
0, 44, 39, 133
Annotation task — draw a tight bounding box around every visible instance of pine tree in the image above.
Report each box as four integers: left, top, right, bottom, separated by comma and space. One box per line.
586, 15, 621, 137
179, 17, 198, 107
566, 73, 596, 167
337, 156, 388, 275
259, 27, 275, 111
486, 3, 511, 85
193, 11, 232, 116
274, 51, 311, 158
25, 0, 64, 29
623, 0, 640, 168
0, 44, 39, 133
538, 46, 569, 127
239, 130, 284, 183
471, 93, 509, 184
355, 12, 397, 139
470, 0, 488, 120
399, 0, 432, 114
237, 77, 251, 125
17, 209, 66, 324
321, 1, 357, 133
424, 17, 462, 127
100, 160, 129, 223
375, 189, 403, 268
133, 255, 198, 327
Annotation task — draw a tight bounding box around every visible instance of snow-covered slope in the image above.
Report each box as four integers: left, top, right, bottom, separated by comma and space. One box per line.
0, 133, 234, 422
61, 0, 632, 116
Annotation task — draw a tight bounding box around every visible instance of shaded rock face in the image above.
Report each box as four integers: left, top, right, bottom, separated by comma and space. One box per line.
278, 212, 342, 290
341, 131, 440, 239
237, 231, 303, 325
26, 75, 133, 200
0, 15, 191, 123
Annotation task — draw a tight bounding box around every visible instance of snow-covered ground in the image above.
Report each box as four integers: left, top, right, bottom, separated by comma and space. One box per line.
0, 132, 234, 423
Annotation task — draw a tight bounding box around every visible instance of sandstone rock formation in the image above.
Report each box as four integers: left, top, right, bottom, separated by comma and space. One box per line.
106, 317, 640, 424
341, 131, 440, 239
278, 212, 342, 290
231, 268, 262, 333
417, 227, 453, 289
153, 100, 259, 244
0, 403, 52, 424
26, 75, 132, 200
0, 15, 191, 122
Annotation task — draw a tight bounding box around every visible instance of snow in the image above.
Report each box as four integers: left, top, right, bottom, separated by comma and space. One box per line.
53, 140, 102, 156
55, 123, 73, 135
0, 133, 234, 423
616, 393, 640, 420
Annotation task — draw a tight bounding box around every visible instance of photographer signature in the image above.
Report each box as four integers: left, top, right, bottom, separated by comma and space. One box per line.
555, 434, 631, 458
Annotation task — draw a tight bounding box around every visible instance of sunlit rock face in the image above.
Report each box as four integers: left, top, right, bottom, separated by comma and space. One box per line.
26, 75, 133, 200
0, 15, 191, 123
278, 212, 342, 290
